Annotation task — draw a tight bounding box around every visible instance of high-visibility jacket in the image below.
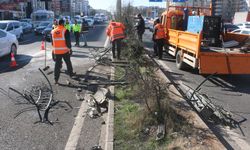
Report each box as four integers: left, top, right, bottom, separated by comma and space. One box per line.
51, 25, 70, 54
154, 23, 165, 40
72, 24, 81, 32
106, 22, 125, 41
65, 24, 71, 32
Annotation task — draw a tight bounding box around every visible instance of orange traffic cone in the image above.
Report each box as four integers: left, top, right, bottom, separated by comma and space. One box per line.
10, 52, 17, 67
41, 40, 45, 50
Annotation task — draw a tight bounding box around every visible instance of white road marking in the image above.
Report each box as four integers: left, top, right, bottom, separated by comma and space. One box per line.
64, 101, 88, 150
64, 37, 108, 150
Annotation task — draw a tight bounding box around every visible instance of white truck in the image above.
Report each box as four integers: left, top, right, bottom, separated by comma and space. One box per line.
31, 10, 54, 27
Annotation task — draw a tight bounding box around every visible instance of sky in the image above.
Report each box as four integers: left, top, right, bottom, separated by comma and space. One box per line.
89, 0, 167, 10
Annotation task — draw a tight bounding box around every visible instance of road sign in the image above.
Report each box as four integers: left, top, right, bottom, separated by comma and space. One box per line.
149, 0, 163, 2
172, 0, 186, 2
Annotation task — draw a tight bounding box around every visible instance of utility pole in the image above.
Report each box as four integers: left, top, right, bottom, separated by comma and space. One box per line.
166, 0, 169, 11
116, 0, 121, 20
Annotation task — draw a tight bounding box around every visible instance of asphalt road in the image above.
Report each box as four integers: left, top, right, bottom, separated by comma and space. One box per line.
0, 23, 108, 150
144, 30, 250, 149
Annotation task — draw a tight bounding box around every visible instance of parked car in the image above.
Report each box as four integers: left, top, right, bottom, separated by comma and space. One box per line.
0, 29, 18, 57
224, 23, 239, 32
34, 22, 51, 35
86, 18, 94, 28
42, 23, 53, 41
231, 28, 250, 35
0, 20, 23, 40
235, 22, 250, 29
20, 18, 32, 24
21, 22, 33, 33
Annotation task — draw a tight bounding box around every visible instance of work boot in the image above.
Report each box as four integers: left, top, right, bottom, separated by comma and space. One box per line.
54, 80, 59, 85
70, 72, 77, 79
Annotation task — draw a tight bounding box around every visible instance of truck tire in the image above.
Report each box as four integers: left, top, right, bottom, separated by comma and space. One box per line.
176, 50, 186, 70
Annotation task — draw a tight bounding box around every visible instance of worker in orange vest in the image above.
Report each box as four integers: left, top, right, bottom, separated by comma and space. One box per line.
51, 19, 75, 84
106, 20, 125, 59
153, 18, 165, 59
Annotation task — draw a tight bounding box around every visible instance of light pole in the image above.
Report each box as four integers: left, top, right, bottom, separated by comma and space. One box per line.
116, 0, 121, 20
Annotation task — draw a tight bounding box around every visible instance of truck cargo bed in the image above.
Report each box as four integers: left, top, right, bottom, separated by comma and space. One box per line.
199, 51, 250, 74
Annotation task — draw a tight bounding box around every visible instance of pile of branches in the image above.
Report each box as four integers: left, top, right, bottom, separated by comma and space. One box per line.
116, 8, 171, 140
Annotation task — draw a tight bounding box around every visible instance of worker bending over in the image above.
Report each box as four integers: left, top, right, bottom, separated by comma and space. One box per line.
106, 20, 125, 60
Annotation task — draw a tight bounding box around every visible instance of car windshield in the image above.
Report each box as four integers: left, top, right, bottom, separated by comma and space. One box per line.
0, 23, 7, 30
40, 22, 49, 26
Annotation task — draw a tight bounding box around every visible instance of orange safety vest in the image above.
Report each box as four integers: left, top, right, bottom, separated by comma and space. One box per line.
154, 23, 165, 40
106, 22, 125, 41
51, 25, 69, 54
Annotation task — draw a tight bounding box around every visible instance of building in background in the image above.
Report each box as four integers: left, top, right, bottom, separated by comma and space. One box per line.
0, 0, 31, 20
70, 0, 89, 17
169, 0, 249, 22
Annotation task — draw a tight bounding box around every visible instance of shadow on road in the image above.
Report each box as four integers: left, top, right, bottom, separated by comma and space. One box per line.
206, 75, 250, 95
0, 54, 32, 74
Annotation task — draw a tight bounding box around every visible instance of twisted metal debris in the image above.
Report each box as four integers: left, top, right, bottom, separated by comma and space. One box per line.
185, 74, 247, 131
7, 68, 72, 125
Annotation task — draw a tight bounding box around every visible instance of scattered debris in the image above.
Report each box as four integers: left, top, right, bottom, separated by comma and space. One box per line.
156, 124, 165, 141
185, 74, 247, 130
91, 145, 102, 150
8, 68, 73, 125
86, 88, 109, 118
75, 93, 84, 101
88, 107, 99, 118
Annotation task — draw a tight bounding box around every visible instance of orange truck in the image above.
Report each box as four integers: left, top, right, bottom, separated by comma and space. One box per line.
161, 7, 250, 74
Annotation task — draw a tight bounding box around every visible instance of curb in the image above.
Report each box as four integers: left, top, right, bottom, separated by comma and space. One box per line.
104, 66, 115, 150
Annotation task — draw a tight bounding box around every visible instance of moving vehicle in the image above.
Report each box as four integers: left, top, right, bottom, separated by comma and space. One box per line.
0, 29, 18, 57
34, 22, 51, 35
161, 6, 250, 74
31, 10, 54, 28
20, 22, 33, 33
0, 20, 23, 40
231, 28, 250, 35
86, 18, 94, 28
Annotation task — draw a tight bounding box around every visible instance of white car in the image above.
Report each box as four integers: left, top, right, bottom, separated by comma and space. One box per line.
235, 22, 250, 29
86, 18, 94, 27
231, 28, 250, 35
0, 20, 23, 40
0, 29, 18, 57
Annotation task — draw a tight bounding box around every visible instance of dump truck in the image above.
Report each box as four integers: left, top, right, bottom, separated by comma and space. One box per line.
161, 6, 250, 74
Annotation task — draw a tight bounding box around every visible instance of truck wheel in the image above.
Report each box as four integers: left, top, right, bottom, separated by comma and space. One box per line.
176, 50, 186, 70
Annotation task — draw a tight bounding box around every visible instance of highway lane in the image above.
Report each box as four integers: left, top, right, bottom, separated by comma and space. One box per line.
0, 24, 108, 149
